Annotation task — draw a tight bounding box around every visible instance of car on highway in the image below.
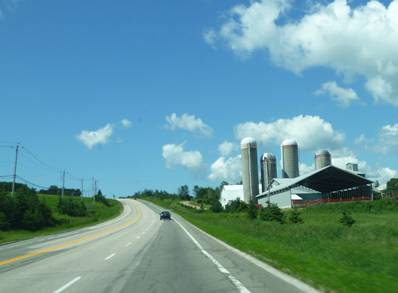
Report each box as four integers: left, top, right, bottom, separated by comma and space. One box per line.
159, 211, 171, 220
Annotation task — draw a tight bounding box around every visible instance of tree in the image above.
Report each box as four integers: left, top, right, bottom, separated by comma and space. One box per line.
289, 207, 304, 224
259, 202, 284, 223
225, 198, 247, 213
386, 178, 398, 198
211, 200, 223, 213
178, 185, 190, 200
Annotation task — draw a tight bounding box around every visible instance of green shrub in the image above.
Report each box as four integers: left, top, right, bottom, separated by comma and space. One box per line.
94, 191, 110, 207
289, 207, 304, 224
225, 198, 248, 213
247, 200, 257, 219
211, 200, 223, 213
340, 211, 355, 227
260, 202, 284, 223
58, 197, 88, 217
0, 191, 55, 231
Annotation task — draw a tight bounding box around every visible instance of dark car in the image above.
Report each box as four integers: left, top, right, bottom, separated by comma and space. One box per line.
160, 211, 171, 220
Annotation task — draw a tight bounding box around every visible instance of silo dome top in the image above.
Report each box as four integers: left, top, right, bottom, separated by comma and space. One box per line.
281, 139, 298, 146
240, 137, 257, 146
262, 153, 276, 161
315, 149, 330, 156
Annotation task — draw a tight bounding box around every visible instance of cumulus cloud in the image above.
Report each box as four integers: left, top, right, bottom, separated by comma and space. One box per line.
299, 162, 314, 175
331, 148, 397, 189
315, 81, 360, 107
234, 115, 344, 151
165, 113, 213, 137
121, 118, 132, 128
356, 123, 398, 154
77, 124, 114, 149
209, 155, 241, 183
218, 141, 236, 157
203, 29, 217, 47
162, 143, 203, 170
370, 167, 398, 189
210, 0, 398, 106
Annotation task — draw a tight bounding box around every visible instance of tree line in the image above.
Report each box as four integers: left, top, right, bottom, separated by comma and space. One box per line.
0, 181, 111, 232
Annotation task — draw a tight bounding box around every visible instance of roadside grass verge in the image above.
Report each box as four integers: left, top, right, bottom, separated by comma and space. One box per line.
144, 197, 398, 293
0, 195, 122, 245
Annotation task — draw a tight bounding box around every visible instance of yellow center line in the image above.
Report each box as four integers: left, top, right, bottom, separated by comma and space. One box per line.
0, 203, 142, 267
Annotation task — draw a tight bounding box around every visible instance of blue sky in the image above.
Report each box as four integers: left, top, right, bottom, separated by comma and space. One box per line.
0, 0, 397, 195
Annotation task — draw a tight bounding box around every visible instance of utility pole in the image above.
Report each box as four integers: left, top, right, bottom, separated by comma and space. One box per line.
61, 170, 66, 198
11, 144, 19, 197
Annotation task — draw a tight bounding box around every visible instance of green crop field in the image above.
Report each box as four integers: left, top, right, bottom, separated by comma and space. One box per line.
144, 197, 398, 293
0, 195, 122, 245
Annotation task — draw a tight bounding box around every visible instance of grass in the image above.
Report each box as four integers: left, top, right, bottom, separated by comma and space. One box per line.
0, 195, 122, 245
144, 197, 398, 293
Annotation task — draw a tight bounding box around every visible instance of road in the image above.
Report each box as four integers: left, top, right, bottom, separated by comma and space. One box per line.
0, 199, 317, 293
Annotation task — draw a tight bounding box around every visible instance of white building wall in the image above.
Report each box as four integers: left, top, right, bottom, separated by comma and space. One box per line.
258, 190, 292, 209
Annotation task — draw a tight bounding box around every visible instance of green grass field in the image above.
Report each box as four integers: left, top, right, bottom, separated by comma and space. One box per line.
144, 197, 398, 293
0, 195, 122, 245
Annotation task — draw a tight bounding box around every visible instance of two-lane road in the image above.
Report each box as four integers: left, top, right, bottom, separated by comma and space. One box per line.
0, 199, 316, 293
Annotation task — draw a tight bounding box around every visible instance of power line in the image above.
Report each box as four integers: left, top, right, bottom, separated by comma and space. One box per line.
20, 145, 60, 173
16, 175, 50, 190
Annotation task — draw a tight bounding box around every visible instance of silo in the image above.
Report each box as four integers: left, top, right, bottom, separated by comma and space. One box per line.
241, 137, 259, 203
260, 153, 277, 192
315, 150, 331, 170
281, 139, 299, 178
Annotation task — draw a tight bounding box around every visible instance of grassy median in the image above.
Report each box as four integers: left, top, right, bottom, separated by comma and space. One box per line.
144, 197, 398, 293
0, 195, 122, 245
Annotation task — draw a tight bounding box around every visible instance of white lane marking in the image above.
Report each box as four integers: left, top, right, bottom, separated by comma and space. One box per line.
104, 253, 116, 261
184, 220, 318, 293
126, 242, 132, 247
174, 219, 251, 293
53, 276, 81, 293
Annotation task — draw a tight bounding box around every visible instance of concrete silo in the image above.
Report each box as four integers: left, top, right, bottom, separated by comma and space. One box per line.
315, 150, 331, 170
281, 139, 299, 178
260, 153, 277, 192
241, 137, 259, 203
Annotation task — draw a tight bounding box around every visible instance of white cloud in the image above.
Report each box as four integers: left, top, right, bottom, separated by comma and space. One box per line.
365, 76, 396, 105
209, 155, 241, 183
377, 124, 398, 153
234, 115, 344, 151
315, 81, 360, 107
162, 143, 203, 170
211, 0, 398, 106
299, 162, 314, 175
371, 167, 398, 189
121, 118, 132, 128
165, 113, 213, 137
218, 141, 236, 157
356, 124, 398, 154
330, 148, 397, 188
331, 148, 368, 170
203, 29, 217, 47
77, 124, 114, 149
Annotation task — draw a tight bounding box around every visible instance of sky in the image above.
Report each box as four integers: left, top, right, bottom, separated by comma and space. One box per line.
0, 0, 397, 196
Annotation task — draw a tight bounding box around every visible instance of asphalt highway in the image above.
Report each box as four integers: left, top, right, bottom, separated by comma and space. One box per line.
0, 199, 317, 293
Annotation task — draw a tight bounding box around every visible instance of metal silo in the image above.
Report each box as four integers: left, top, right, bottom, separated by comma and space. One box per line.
260, 153, 277, 192
315, 150, 331, 170
241, 137, 259, 203
281, 139, 299, 178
